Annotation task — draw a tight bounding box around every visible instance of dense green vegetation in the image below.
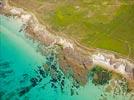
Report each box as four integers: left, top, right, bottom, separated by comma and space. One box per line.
9, 0, 134, 59
89, 65, 112, 85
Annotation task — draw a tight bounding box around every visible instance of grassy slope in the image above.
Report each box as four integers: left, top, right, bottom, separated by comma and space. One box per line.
9, 0, 134, 59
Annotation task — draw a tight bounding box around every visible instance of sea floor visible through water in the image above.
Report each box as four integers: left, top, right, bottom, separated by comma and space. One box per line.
0, 15, 133, 100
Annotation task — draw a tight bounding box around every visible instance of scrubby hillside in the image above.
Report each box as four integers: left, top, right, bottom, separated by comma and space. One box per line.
9, 0, 134, 59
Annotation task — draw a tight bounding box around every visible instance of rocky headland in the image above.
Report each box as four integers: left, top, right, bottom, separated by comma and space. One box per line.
1, 0, 134, 90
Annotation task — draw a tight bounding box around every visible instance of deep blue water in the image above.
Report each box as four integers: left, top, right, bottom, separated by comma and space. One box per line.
0, 15, 133, 100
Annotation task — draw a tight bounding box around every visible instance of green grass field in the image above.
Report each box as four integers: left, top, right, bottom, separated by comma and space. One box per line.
9, 0, 134, 59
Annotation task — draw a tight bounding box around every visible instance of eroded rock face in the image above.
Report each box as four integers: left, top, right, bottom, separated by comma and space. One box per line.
92, 53, 134, 80
58, 47, 92, 85
23, 18, 94, 85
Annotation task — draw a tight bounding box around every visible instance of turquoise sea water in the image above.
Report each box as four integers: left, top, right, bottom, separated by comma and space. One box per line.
0, 15, 133, 100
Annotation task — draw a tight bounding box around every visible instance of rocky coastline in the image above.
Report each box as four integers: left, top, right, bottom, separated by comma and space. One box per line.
1, 0, 134, 87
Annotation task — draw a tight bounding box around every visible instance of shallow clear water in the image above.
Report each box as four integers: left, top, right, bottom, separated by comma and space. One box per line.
0, 15, 133, 100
